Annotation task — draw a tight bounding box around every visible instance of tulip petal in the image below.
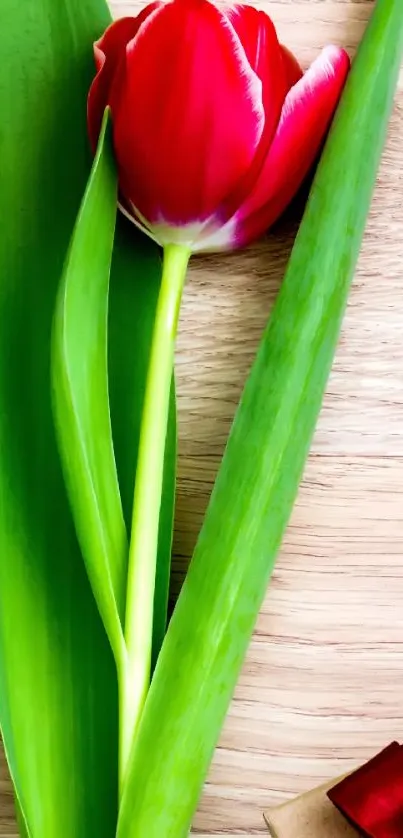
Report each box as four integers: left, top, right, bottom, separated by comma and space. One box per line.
110, 0, 266, 227
217, 8, 302, 223
281, 44, 303, 91
225, 5, 289, 141
87, 10, 161, 150
234, 45, 350, 247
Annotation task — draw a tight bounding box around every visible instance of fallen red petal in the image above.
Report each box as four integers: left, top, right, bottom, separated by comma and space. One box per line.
328, 742, 403, 838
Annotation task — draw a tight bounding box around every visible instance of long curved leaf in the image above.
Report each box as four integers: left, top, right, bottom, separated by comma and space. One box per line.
51, 114, 176, 675
52, 111, 127, 667
0, 0, 177, 833
0, 1, 118, 836
15, 798, 29, 838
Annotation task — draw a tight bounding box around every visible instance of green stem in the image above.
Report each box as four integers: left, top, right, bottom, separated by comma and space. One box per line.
120, 243, 190, 786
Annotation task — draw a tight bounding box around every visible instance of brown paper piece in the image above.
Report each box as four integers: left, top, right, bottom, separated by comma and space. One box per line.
264, 777, 359, 838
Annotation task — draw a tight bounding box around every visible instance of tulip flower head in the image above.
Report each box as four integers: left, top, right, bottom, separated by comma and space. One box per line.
88, 0, 349, 253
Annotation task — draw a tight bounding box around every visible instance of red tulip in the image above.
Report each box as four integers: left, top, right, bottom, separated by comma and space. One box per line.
88, 0, 349, 252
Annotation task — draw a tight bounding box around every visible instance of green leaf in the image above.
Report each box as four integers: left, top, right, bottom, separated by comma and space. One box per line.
0, 0, 118, 835
116, 1, 403, 835
52, 111, 127, 668
15, 798, 29, 838
50, 109, 177, 785
0, 0, 176, 835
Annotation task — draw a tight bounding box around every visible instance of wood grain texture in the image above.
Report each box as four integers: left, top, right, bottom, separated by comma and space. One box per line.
1, 0, 402, 835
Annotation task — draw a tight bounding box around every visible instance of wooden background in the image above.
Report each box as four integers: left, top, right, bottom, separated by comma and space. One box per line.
1, 0, 402, 835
